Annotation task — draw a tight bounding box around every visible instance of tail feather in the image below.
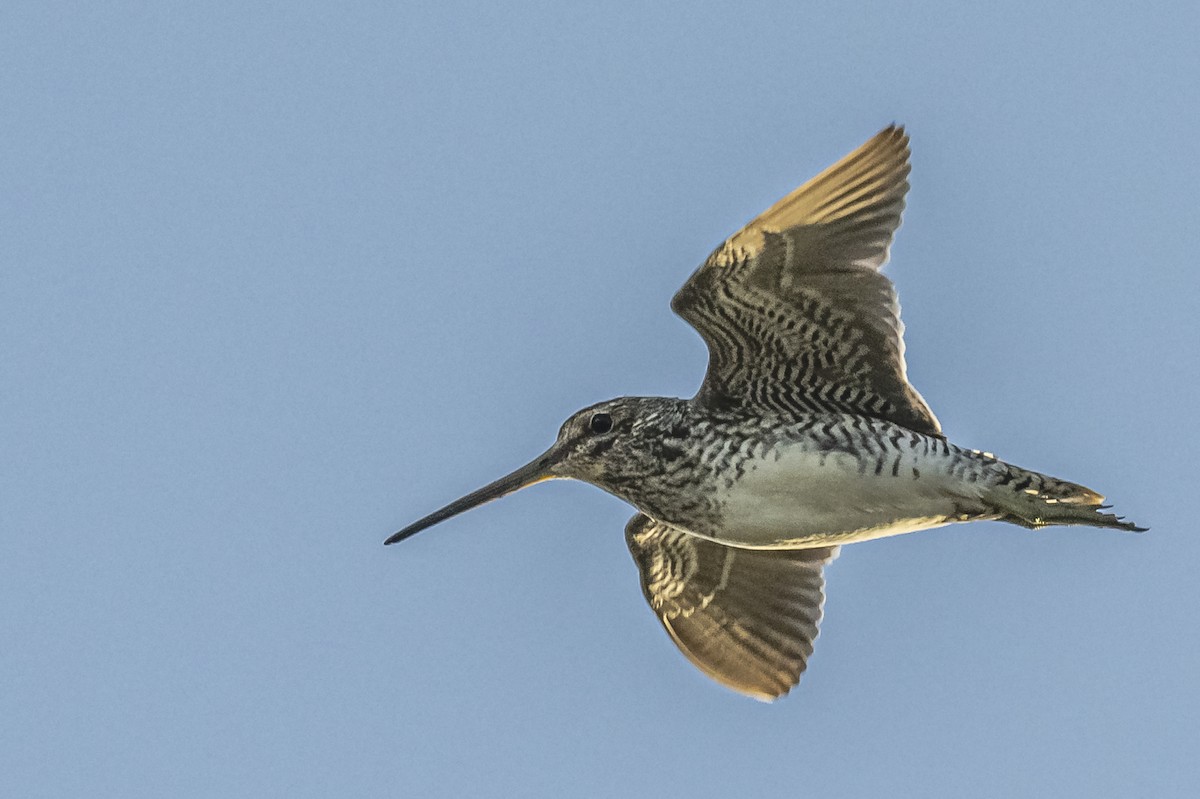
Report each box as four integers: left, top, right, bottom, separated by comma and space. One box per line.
986, 463, 1147, 533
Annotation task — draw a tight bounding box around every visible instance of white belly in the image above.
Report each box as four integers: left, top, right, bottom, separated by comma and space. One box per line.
712, 445, 982, 549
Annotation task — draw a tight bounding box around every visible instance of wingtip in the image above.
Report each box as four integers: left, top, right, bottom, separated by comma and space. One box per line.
748, 687, 789, 703
880, 122, 908, 145
867, 124, 910, 167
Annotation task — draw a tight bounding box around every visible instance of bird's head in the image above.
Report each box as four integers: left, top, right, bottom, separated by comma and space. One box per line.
384, 396, 682, 546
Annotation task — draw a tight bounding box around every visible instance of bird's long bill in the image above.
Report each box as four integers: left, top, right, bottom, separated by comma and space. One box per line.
383, 452, 555, 545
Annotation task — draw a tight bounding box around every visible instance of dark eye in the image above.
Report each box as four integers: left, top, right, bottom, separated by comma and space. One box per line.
588, 412, 613, 435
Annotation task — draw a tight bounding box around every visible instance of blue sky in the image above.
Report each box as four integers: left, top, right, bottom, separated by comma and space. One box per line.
2, 1, 1197, 796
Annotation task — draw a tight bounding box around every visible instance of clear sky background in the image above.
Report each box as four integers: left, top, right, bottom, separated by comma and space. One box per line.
2, 2, 1197, 797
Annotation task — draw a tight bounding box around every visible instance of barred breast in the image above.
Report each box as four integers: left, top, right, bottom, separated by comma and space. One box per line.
696, 415, 997, 549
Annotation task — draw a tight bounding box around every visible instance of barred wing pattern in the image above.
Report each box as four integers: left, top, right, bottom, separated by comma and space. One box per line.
672, 126, 941, 437
625, 514, 838, 700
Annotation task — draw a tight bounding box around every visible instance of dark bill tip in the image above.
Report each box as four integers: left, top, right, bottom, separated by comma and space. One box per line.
383, 525, 427, 546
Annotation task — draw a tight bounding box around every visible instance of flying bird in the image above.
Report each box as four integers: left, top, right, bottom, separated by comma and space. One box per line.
386, 126, 1144, 700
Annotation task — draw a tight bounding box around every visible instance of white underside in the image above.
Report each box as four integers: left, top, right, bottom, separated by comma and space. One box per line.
709, 446, 986, 550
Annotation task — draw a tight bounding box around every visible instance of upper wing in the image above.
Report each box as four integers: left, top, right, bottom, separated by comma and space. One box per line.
672, 125, 941, 437
625, 514, 838, 701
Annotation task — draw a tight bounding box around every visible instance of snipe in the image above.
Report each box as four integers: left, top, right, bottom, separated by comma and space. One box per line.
386, 126, 1144, 700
